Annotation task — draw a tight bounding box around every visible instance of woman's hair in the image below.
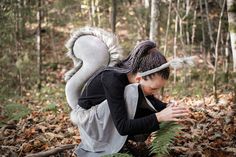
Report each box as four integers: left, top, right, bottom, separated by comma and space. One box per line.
115, 40, 170, 80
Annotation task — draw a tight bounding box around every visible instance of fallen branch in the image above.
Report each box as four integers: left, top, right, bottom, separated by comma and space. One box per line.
1, 145, 18, 150
25, 144, 77, 157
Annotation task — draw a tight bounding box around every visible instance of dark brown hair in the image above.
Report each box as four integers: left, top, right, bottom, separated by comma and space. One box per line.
115, 40, 170, 80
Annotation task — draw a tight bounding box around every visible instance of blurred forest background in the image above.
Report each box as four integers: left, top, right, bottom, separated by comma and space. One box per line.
0, 0, 236, 156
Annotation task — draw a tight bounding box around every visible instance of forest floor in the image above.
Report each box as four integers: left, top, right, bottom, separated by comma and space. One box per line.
0, 27, 236, 157
1, 62, 235, 157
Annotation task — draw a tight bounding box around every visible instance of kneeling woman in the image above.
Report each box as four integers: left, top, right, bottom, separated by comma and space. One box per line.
70, 40, 189, 157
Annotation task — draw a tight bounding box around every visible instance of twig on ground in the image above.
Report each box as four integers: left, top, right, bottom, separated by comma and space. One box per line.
25, 144, 77, 157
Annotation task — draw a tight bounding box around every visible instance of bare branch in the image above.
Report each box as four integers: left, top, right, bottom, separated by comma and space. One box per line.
25, 144, 77, 157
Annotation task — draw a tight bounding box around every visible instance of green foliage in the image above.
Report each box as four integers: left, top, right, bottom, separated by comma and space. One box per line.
228, 3, 236, 12
4, 103, 30, 121
42, 103, 57, 112
102, 153, 133, 157
54, 0, 77, 9
39, 84, 70, 113
229, 23, 236, 33
149, 122, 182, 157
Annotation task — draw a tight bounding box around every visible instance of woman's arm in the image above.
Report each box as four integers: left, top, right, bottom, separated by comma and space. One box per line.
101, 71, 160, 136
146, 95, 167, 112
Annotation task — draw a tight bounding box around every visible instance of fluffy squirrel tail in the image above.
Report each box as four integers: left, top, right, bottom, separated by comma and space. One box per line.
64, 27, 123, 110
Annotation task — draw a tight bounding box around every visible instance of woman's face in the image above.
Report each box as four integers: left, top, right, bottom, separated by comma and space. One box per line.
139, 74, 167, 96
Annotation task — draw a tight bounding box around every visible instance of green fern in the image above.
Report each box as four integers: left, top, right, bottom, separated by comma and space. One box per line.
149, 122, 182, 157
102, 153, 133, 157
4, 103, 30, 121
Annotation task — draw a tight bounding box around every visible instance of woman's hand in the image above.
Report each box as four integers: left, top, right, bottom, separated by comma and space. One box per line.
156, 103, 190, 122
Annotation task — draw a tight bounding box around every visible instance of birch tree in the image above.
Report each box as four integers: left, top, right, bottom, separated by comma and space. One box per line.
205, 0, 215, 65
213, 0, 226, 103
164, 1, 172, 56
200, 0, 206, 64
149, 0, 159, 45
227, 0, 236, 71
36, 0, 42, 90
173, 0, 180, 84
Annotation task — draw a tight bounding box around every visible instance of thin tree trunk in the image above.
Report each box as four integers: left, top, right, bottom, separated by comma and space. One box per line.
18, 0, 23, 39
204, 0, 215, 65
224, 33, 230, 82
36, 0, 42, 90
111, 0, 117, 33
161, 1, 172, 97
14, 0, 22, 95
227, 0, 236, 72
145, 0, 151, 38
88, 0, 93, 26
173, 0, 179, 84
186, 20, 190, 47
200, 0, 206, 65
96, 1, 101, 27
178, 19, 185, 52
190, 2, 197, 55
144, 0, 150, 8
226, 0, 236, 137
149, 0, 159, 45
213, 0, 226, 103
90, 0, 97, 26
164, 1, 172, 56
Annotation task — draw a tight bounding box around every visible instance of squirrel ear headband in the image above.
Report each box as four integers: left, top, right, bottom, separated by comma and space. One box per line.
139, 56, 197, 77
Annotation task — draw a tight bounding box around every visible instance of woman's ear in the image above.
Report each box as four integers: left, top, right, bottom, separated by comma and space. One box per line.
135, 73, 142, 83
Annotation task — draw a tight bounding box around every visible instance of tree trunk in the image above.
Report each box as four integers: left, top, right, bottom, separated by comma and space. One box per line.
224, 33, 230, 82
213, 0, 226, 103
18, 0, 24, 39
111, 0, 117, 33
149, 0, 159, 45
96, 0, 101, 27
36, 0, 42, 90
204, 0, 215, 65
164, 1, 172, 56
88, 0, 93, 26
227, 0, 236, 72
190, 2, 197, 55
200, 0, 206, 65
173, 0, 179, 84
89, 0, 98, 26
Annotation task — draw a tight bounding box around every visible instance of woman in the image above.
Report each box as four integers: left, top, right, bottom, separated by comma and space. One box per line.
65, 27, 189, 157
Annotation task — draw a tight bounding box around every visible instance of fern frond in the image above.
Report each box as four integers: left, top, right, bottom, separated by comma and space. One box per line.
149, 122, 182, 157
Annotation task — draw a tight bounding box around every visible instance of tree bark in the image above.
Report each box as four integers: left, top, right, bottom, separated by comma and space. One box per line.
149, 0, 159, 45
227, 0, 236, 71
164, 1, 172, 56
190, 2, 197, 55
200, 0, 206, 65
205, 0, 216, 65
111, 0, 117, 33
173, 0, 180, 84
224, 33, 230, 82
89, 0, 98, 26
213, 0, 226, 103
36, 0, 42, 90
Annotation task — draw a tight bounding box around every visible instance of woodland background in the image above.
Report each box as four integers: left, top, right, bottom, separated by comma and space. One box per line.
0, 0, 236, 156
